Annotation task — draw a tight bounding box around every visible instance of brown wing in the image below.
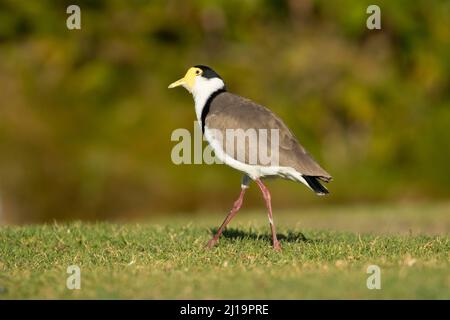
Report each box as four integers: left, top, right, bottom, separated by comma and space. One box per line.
205, 92, 332, 181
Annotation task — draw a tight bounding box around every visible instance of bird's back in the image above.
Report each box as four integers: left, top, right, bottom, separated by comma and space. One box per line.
205, 92, 332, 182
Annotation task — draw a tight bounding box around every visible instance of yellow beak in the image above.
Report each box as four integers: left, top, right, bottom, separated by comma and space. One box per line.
168, 67, 201, 91
168, 78, 185, 89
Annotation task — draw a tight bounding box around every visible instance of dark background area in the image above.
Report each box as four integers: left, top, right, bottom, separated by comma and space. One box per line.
0, 0, 449, 223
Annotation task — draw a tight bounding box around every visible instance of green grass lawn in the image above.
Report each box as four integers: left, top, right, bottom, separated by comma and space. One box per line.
0, 203, 449, 299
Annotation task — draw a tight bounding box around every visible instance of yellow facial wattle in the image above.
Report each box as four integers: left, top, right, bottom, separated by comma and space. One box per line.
168, 67, 202, 91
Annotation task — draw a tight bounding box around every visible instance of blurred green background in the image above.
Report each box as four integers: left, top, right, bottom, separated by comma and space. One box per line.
0, 0, 449, 223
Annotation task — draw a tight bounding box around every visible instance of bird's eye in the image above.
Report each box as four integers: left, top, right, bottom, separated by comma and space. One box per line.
195, 70, 201, 75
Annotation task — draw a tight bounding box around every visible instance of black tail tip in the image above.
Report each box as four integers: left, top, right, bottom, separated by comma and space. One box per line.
303, 176, 329, 195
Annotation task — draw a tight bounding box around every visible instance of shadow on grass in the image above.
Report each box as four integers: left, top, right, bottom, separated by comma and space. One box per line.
210, 227, 315, 243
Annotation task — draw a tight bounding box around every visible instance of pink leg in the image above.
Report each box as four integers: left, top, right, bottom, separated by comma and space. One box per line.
255, 179, 281, 251
206, 187, 247, 249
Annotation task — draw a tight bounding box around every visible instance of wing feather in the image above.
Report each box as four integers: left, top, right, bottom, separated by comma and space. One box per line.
205, 92, 332, 181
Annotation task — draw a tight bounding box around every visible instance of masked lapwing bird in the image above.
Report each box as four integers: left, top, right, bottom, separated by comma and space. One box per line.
169, 65, 332, 250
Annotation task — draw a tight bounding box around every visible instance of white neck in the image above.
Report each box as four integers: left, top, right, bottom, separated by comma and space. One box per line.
191, 77, 225, 121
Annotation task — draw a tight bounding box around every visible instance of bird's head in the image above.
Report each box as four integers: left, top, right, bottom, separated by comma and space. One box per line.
168, 65, 225, 97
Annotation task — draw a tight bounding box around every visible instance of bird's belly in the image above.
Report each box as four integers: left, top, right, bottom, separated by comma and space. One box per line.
204, 126, 306, 183
203, 127, 257, 177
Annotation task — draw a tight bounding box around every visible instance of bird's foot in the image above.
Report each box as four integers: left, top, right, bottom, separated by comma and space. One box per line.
205, 238, 217, 250
273, 241, 282, 251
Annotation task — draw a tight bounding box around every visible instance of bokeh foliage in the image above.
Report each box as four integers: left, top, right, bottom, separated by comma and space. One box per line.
0, 0, 449, 222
